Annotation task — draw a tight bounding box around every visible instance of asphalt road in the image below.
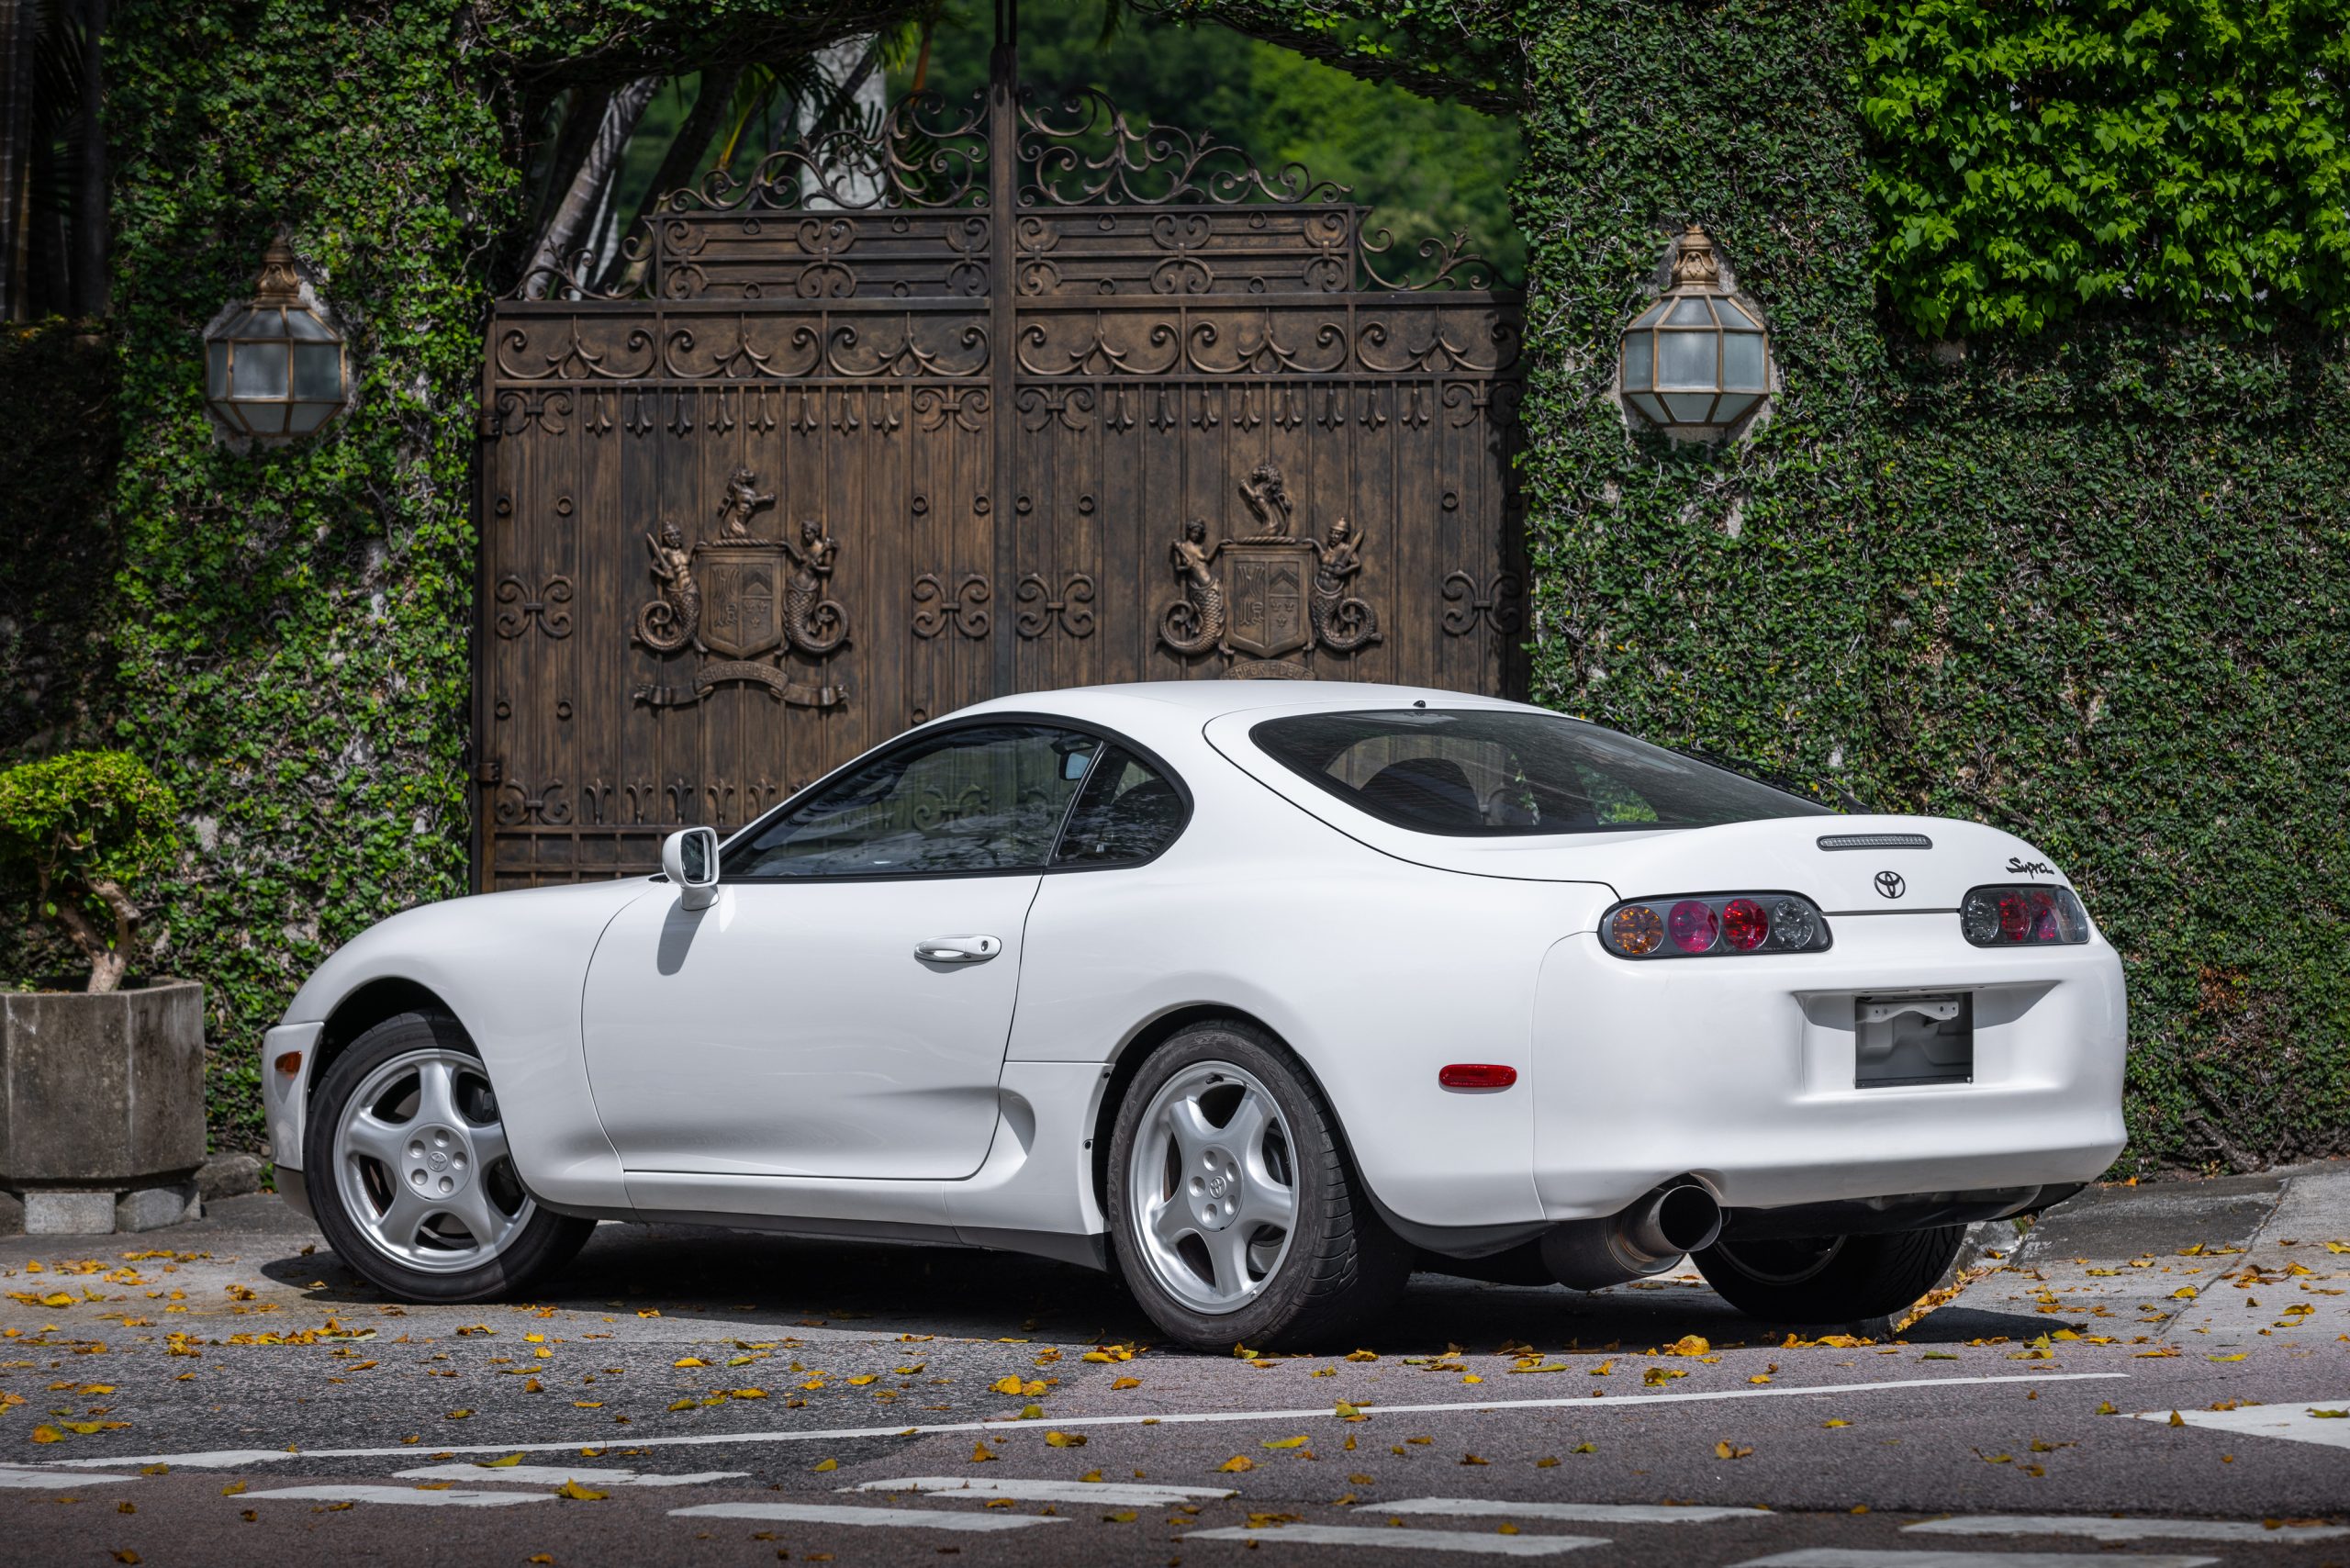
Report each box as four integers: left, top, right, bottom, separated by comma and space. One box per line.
3, 1164, 2346, 1568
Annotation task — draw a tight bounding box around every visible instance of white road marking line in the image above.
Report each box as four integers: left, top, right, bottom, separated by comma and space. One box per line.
849, 1475, 1236, 1506
39, 1372, 2129, 1470
1368, 1498, 1767, 1524
0, 1465, 134, 1489
2130, 1402, 2350, 1451
671, 1501, 1065, 1532
1732, 1551, 2221, 1568
1184, 1524, 1606, 1556
1908, 1516, 2350, 1544
396, 1463, 745, 1488
244, 1484, 553, 1508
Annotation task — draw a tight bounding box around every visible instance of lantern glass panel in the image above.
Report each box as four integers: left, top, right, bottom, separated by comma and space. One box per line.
230, 342, 288, 398
242, 401, 289, 436
1668, 297, 1715, 325
288, 402, 333, 433
1630, 392, 1670, 424
1631, 301, 1669, 329
1623, 331, 1653, 389
1717, 298, 1758, 329
285, 309, 337, 342
1659, 330, 1717, 388
1722, 330, 1766, 389
1713, 393, 1759, 424
1662, 393, 1718, 423
206, 342, 230, 398
292, 343, 342, 400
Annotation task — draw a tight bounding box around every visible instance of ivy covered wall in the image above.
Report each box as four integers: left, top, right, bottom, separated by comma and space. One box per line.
14, 0, 2345, 1171
1514, 0, 2349, 1173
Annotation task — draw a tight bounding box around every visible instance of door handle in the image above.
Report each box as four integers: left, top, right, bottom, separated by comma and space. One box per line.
914, 935, 1002, 964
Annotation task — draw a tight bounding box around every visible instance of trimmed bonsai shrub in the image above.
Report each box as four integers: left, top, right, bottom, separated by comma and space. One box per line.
0, 751, 180, 993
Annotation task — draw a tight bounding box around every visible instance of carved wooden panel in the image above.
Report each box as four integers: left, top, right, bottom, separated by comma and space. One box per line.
476, 59, 1521, 888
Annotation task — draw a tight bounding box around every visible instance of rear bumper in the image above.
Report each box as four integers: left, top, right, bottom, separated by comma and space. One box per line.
1530, 913, 2128, 1218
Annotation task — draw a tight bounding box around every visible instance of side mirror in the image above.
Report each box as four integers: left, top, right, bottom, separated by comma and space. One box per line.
661, 826, 721, 911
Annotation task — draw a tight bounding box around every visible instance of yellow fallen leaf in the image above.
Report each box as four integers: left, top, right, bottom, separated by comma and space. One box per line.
573, 1401, 603, 1409
1018, 1403, 1044, 1419
1219, 1455, 1254, 1473
2209, 1352, 2247, 1361
812, 1458, 837, 1472
1262, 1435, 1310, 1450
1667, 1335, 1710, 1357
1461, 1373, 1483, 1384
2171, 1287, 2198, 1300
1334, 1401, 1363, 1418
555, 1479, 607, 1500
971, 1442, 999, 1462
1823, 1419, 1850, 1428
1748, 1374, 1773, 1384
1344, 1350, 1378, 1362
1715, 1440, 1752, 1459
478, 1454, 526, 1468
1103, 1510, 1137, 1523
2310, 1408, 2349, 1419
1536, 1456, 1560, 1468
1571, 1442, 1596, 1454
730, 1388, 768, 1400
1111, 1377, 1141, 1390
847, 1374, 878, 1386
1460, 1452, 1488, 1465
220, 1481, 247, 1496
2168, 1411, 2186, 1427
1045, 1431, 1086, 1448
445, 1409, 473, 1420
1588, 1361, 1613, 1376
673, 1357, 707, 1368
1642, 1367, 1686, 1386
62, 1421, 129, 1434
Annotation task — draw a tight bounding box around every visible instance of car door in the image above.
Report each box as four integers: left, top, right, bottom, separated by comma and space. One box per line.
580, 721, 1102, 1181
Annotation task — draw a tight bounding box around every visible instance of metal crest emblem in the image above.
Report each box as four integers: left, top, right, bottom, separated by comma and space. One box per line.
1874, 869, 1907, 900
1158, 462, 1381, 675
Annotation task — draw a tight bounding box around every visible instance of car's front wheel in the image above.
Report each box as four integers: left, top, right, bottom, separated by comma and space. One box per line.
1106, 1021, 1408, 1350
304, 1011, 594, 1304
1692, 1225, 1966, 1326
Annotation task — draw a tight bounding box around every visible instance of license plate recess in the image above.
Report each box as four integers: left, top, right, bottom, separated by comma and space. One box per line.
1854, 992, 1972, 1088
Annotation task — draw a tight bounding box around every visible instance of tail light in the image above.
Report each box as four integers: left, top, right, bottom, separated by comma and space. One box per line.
1600, 892, 1831, 959
1961, 883, 2089, 946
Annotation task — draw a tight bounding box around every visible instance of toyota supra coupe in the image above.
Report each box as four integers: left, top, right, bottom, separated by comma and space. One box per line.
265, 682, 2125, 1348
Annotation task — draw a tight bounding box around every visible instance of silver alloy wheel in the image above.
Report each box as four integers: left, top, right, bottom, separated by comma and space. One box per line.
1127, 1060, 1298, 1314
332, 1047, 533, 1274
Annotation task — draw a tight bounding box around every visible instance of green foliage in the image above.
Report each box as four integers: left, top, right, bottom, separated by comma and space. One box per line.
909, 0, 1524, 282
1516, 0, 2350, 1173
1853, 0, 2350, 337
0, 749, 180, 991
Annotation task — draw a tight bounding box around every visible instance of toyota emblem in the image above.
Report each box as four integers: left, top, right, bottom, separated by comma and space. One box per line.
1874, 869, 1907, 900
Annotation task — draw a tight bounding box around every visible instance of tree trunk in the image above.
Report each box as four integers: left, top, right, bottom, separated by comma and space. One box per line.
602, 65, 739, 293
798, 36, 885, 210
521, 74, 657, 298
44, 873, 134, 993
69, 0, 103, 317
0, 0, 42, 320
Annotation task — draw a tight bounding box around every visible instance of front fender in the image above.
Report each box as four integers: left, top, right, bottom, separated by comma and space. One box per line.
273, 879, 656, 1213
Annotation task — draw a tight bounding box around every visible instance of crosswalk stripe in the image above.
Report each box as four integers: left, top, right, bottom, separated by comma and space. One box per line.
396, 1463, 744, 1488
1366, 1497, 1767, 1524
244, 1484, 552, 1508
849, 1475, 1236, 1506
1183, 1524, 1607, 1556
671, 1501, 1066, 1532
1730, 1549, 2221, 1567
2129, 1402, 2350, 1451
0, 1466, 133, 1489
1908, 1515, 2350, 1544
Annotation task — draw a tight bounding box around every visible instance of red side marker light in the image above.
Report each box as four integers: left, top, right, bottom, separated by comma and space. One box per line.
274, 1051, 303, 1075
1438, 1063, 1517, 1092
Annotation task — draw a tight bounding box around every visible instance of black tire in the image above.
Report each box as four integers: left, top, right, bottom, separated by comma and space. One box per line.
1105, 1020, 1409, 1351
1692, 1225, 1965, 1326
304, 1011, 596, 1305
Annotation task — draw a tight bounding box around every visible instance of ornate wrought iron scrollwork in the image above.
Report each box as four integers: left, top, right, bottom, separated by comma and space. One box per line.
1440, 570, 1526, 636
1014, 573, 1098, 639
1018, 87, 1347, 207
667, 89, 990, 216
495, 574, 574, 638
912, 572, 992, 638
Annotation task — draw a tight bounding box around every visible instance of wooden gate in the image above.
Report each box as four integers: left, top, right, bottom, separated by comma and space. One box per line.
476, 50, 1523, 888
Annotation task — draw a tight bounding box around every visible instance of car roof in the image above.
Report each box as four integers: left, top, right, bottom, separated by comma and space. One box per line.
946, 680, 1532, 739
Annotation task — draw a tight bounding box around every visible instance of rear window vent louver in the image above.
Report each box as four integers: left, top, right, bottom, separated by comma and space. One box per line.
1818, 833, 1934, 851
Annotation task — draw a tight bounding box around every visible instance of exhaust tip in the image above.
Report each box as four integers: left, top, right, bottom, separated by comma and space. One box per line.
1651, 1183, 1724, 1255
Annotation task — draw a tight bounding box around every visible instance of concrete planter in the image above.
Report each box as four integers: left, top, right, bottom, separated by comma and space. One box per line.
0, 979, 206, 1233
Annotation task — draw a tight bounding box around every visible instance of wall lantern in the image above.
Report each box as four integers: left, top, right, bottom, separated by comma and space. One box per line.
202, 238, 348, 442
1617, 224, 1771, 435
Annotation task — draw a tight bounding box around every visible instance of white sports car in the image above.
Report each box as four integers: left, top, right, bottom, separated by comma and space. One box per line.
264, 682, 2126, 1348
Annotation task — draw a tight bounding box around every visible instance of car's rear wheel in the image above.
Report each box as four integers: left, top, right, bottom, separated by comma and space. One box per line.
305, 1011, 594, 1304
1106, 1021, 1408, 1350
1692, 1225, 1965, 1326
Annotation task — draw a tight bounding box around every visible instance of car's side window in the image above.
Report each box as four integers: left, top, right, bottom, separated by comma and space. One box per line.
725, 723, 1101, 879
1052, 746, 1185, 867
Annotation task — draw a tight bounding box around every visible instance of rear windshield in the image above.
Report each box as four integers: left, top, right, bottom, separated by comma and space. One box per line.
1249, 709, 1834, 836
